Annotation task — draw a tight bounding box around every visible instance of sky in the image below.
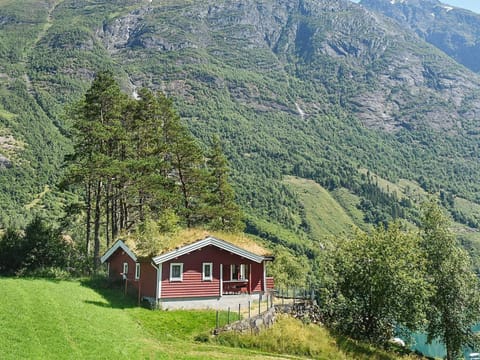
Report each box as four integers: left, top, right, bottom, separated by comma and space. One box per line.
350, 0, 480, 14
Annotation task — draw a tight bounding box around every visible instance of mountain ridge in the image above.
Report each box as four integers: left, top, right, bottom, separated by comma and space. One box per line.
1, 0, 480, 259
360, 0, 480, 73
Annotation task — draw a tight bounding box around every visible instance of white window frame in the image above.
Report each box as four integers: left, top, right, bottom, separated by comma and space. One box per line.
240, 264, 246, 280
230, 264, 247, 281
123, 262, 128, 277
202, 262, 213, 281
170, 263, 183, 282
135, 263, 140, 280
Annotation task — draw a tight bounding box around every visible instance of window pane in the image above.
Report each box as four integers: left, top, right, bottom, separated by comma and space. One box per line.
231, 264, 240, 280
135, 263, 140, 279
172, 265, 180, 278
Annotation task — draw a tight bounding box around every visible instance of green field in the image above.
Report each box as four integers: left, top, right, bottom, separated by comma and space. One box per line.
285, 176, 357, 240
0, 278, 286, 359
0, 277, 424, 359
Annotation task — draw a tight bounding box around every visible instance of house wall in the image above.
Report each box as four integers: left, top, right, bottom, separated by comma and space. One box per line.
106, 249, 157, 298
138, 263, 157, 298
108, 248, 137, 281
266, 277, 275, 290
160, 245, 265, 299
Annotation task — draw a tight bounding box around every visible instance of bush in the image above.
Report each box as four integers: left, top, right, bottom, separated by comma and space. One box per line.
0, 216, 82, 276
28, 267, 71, 279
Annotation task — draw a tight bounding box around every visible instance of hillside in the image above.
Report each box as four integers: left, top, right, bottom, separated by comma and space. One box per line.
1, 0, 480, 258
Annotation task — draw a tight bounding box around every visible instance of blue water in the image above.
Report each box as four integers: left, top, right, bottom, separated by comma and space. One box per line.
412, 333, 446, 358
412, 329, 479, 359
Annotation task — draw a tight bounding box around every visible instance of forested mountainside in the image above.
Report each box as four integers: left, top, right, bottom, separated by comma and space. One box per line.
2, 0, 480, 261
361, 0, 480, 73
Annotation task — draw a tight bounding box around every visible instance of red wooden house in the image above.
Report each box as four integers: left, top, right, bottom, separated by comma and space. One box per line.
101, 236, 274, 306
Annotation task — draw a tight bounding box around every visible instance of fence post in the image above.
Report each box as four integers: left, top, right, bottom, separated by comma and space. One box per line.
258, 295, 261, 315
238, 304, 241, 321
216, 310, 219, 329
248, 300, 251, 319
227, 307, 230, 324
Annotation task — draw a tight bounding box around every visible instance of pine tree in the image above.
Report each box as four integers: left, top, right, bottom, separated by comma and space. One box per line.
205, 136, 243, 231
170, 125, 207, 227
66, 71, 125, 269
63, 75, 245, 269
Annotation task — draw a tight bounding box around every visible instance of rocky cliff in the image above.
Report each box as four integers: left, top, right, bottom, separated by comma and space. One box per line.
87, 0, 480, 132
361, 0, 480, 73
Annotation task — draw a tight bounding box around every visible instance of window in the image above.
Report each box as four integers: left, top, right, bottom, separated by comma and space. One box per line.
170, 263, 183, 281
135, 263, 140, 280
240, 264, 247, 280
123, 262, 128, 277
230, 264, 239, 280
202, 262, 213, 281
230, 264, 248, 280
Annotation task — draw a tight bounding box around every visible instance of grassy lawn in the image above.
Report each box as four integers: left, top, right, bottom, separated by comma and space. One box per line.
0, 277, 425, 359
0, 277, 289, 359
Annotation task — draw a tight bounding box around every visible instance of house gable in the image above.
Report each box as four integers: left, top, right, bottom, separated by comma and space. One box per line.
152, 236, 265, 265
100, 239, 137, 264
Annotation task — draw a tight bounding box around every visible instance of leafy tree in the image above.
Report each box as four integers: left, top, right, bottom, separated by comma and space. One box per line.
324, 223, 430, 344
22, 217, 70, 270
0, 229, 24, 275
0, 217, 76, 275
420, 200, 480, 360
268, 247, 310, 289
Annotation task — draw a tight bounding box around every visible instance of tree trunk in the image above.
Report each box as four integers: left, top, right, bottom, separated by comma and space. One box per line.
93, 179, 102, 271
105, 181, 110, 248
85, 181, 92, 255
177, 163, 192, 227
111, 188, 117, 241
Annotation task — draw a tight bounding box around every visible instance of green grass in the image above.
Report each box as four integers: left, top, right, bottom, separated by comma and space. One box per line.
0, 108, 16, 121
455, 197, 480, 220
216, 315, 423, 360
0, 277, 289, 359
285, 176, 357, 240
332, 187, 368, 230
0, 277, 426, 360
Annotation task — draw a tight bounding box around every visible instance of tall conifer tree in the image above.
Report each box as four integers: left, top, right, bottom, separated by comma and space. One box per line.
205, 136, 243, 231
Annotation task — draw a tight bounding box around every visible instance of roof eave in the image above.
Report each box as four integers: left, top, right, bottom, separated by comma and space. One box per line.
100, 239, 138, 263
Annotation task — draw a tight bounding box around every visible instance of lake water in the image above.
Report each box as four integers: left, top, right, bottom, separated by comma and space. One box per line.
412, 332, 446, 358
412, 330, 479, 359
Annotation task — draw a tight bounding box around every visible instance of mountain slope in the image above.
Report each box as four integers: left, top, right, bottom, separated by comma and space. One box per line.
1, 0, 480, 251
360, 0, 480, 73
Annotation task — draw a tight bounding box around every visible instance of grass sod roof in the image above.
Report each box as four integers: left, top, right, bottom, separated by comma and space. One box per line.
120, 228, 272, 260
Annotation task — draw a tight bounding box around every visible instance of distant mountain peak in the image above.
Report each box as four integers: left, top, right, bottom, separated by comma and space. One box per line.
361, 0, 480, 72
